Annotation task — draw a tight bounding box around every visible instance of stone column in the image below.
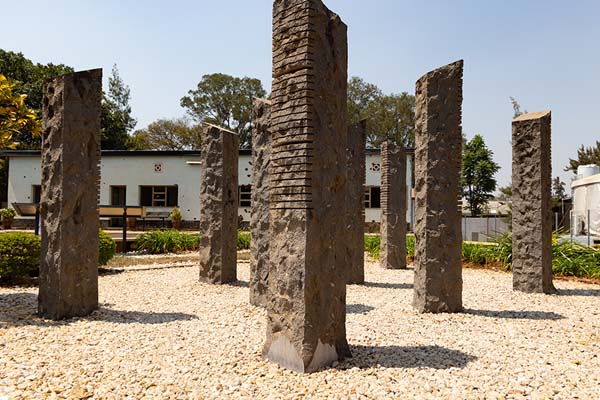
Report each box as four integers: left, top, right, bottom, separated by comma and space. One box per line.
198, 123, 239, 284
264, 0, 351, 372
413, 60, 463, 313
38, 69, 102, 320
346, 120, 366, 284
249, 98, 272, 306
380, 139, 407, 270
512, 111, 555, 293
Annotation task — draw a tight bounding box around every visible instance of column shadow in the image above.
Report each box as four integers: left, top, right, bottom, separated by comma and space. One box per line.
347, 304, 375, 314
362, 282, 413, 289
0, 292, 197, 328
464, 308, 564, 320
557, 288, 600, 297
343, 345, 477, 369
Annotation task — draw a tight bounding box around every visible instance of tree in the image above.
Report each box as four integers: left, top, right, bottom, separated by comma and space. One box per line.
0, 49, 72, 149
461, 134, 500, 216
101, 64, 137, 150
552, 177, 566, 200
131, 117, 202, 150
509, 96, 526, 119
180, 73, 266, 148
0, 74, 40, 149
565, 141, 600, 173
347, 76, 415, 147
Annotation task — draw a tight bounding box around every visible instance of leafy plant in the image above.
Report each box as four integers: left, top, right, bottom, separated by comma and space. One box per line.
135, 230, 199, 254
0, 207, 16, 218
99, 229, 117, 265
170, 207, 182, 222
0, 232, 41, 278
237, 230, 251, 250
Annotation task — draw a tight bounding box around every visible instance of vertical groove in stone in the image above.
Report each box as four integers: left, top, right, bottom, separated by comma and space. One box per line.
198, 124, 239, 284
346, 120, 366, 284
250, 99, 272, 306
264, 0, 351, 373
413, 60, 464, 313
38, 69, 102, 320
380, 139, 407, 270
512, 111, 555, 293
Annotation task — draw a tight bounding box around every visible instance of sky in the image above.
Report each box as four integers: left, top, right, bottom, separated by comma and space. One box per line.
2, 0, 599, 188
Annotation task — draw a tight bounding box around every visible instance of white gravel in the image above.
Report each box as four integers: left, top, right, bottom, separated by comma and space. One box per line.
1, 261, 599, 399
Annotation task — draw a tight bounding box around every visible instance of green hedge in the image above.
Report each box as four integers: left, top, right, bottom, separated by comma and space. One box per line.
365, 232, 600, 280
0, 230, 116, 279
135, 230, 253, 255
135, 230, 200, 254
0, 232, 41, 278
99, 229, 117, 265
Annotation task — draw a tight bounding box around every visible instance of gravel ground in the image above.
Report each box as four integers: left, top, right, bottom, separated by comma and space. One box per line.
1, 261, 599, 399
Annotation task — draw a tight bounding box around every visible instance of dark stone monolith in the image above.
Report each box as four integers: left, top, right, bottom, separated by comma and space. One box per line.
198, 123, 239, 284
512, 111, 555, 293
38, 69, 102, 320
264, 0, 351, 372
250, 98, 272, 306
346, 120, 366, 284
413, 60, 464, 313
380, 139, 407, 270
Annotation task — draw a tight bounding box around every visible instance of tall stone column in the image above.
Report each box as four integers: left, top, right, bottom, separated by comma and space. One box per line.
198, 123, 239, 284
249, 98, 272, 306
38, 69, 102, 320
346, 120, 366, 284
512, 111, 555, 293
380, 139, 407, 270
413, 60, 463, 313
264, 0, 351, 372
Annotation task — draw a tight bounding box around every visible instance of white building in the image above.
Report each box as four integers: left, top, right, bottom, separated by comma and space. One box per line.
571, 165, 600, 236
2, 149, 414, 228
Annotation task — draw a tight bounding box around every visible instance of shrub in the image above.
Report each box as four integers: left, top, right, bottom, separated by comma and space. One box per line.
99, 229, 117, 265
237, 230, 251, 250
0, 208, 16, 218
135, 230, 199, 254
364, 235, 380, 259
0, 232, 41, 279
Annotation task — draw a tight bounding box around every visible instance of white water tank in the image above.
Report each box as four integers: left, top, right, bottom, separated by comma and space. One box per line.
577, 164, 600, 180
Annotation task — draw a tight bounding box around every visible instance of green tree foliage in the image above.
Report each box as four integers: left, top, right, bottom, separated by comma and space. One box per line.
101, 64, 137, 150
0, 74, 41, 149
552, 177, 566, 200
461, 135, 500, 216
347, 77, 415, 147
0, 49, 72, 149
131, 117, 202, 150
180, 73, 266, 148
509, 96, 526, 119
565, 141, 600, 173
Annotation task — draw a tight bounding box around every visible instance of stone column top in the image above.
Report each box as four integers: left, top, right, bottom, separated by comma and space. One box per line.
513, 111, 551, 122
43, 68, 102, 84
202, 122, 239, 136
417, 60, 464, 82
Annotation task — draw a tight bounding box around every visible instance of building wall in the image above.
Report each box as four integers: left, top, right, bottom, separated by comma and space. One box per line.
571, 173, 600, 236
7, 151, 414, 226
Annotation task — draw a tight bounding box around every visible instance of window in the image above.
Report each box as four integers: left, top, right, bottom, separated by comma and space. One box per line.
140, 186, 178, 207
364, 186, 381, 209
32, 185, 41, 203
239, 185, 251, 207
110, 186, 126, 206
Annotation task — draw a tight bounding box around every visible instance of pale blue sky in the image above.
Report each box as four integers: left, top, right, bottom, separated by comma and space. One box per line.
2, 0, 599, 187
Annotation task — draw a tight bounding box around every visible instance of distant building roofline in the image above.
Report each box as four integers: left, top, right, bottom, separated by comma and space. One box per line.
0, 147, 415, 157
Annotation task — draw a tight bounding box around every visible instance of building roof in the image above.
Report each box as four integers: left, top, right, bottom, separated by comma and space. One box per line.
0, 147, 414, 157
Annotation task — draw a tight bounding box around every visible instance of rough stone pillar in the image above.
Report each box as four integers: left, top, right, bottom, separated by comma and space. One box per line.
512, 111, 555, 293
38, 69, 102, 320
346, 120, 366, 283
264, 0, 351, 372
380, 139, 407, 270
198, 123, 239, 284
249, 98, 272, 306
413, 60, 463, 313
